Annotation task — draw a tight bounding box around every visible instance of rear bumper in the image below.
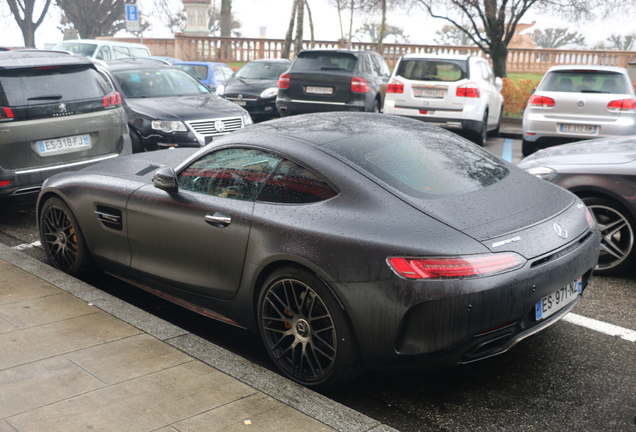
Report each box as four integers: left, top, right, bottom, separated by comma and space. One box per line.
384, 113, 482, 134
276, 96, 367, 115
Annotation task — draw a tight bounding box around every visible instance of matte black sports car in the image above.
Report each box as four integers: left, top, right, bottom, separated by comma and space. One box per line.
37, 113, 600, 388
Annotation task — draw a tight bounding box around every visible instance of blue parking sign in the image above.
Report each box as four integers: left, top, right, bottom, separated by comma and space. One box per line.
126, 5, 138, 21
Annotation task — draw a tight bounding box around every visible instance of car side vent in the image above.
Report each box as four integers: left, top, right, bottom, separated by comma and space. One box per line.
530, 231, 594, 269
136, 164, 162, 176
95, 205, 123, 231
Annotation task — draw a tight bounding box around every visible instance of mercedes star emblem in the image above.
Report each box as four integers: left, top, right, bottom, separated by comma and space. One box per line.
553, 223, 568, 239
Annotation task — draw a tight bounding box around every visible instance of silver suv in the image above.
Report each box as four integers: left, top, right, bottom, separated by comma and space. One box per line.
522, 65, 636, 156
0, 51, 131, 198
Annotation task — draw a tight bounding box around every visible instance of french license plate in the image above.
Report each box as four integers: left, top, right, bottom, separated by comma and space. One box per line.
535, 277, 582, 321
306, 86, 333, 95
37, 134, 91, 156
414, 89, 444, 98
559, 124, 599, 135
232, 100, 246, 106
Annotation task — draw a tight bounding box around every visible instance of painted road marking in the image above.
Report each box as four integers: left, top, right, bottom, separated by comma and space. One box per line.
502, 138, 513, 162
564, 313, 636, 343
13, 241, 41, 251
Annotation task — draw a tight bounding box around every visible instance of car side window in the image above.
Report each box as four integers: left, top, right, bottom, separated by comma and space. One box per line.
363, 55, 374, 76
257, 160, 338, 204
478, 62, 494, 84
370, 55, 385, 78
178, 148, 282, 202
96, 46, 111, 61
214, 65, 226, 81
113, 46, 130, 59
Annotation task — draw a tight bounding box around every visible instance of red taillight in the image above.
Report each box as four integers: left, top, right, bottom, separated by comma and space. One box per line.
388, 253, 525, 280
456, 82, 480, 98
351, 77, 370, 93
116, 92, 121, 104
0, 107, 14, 121
528, 95, 555, 108
279, 73, 290, 89
607, 98, 636, 112
103, 92, 121, 108
387, 78, 404, 94
0, 180, 11, 187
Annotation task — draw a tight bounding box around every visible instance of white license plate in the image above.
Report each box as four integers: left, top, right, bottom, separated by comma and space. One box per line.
306, 86, 333, 95
559, 124, 599, 135
535, 277, 582, 321
232, 100, 246, 106
414, 89, 444, 98
37, 134, 91, 156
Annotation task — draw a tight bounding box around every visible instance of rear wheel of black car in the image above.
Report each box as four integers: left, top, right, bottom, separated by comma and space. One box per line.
257, 267, 361, 388
488, 106, 502, 138
473, 111, 488, 146
130, 129, 144, 153
583, 196, 636, 275
39, 197, 92, 276
373, 98, 381, 113
521, 139, 538, 157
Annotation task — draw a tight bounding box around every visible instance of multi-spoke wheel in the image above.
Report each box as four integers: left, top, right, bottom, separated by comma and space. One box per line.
583, 196, 635, 275
39, 197, 92, 275
258, 267, 360, 388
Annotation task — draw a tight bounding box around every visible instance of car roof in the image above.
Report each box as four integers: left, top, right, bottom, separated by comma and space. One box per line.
248, 58, 292, 63
103, 58, 179, 71
297, 49, 373, 56
0, 50, 94, 70
544, 65, 628, 74
55, 39, 148, 48
401, 53, 473, 61
174, 61, 228, 66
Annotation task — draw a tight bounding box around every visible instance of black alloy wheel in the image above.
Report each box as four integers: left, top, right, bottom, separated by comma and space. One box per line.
373, 98, 381, 113
130, 129, 144, 153
488, 106, 502, 138
583, 196, 635, 275
39, 197, 92, 276
258, 267, 360, 388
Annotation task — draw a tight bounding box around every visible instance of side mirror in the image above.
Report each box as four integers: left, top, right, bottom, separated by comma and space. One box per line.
153, 167, 178, 193
495, 77, 503, 92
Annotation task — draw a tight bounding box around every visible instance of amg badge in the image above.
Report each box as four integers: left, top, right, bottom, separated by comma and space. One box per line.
492, 236, 521, 248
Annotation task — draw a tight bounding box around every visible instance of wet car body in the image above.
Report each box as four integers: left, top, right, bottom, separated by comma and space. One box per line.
98, 59, 252, 152
37, 113, 599, 387
217, 59, 292, 121
519, 136, 636, 275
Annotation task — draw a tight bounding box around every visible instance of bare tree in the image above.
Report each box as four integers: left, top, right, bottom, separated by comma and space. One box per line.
282, 0, 315, 58
355, 22, 409, 43
434, 24, 478, 46
416, 0, 622, 77
607, 34, 636, 50
6, 0, 51, 47
208, 5, 241, 37
282, 0, 299, 58
220, 0, 231, 36
529, 28, 586, 48
57, 0, 147, 40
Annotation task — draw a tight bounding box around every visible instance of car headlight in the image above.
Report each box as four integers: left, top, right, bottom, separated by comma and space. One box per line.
524, 166, 557, 181
243, 111, 253, 126
151, 120, 187, 133
260, 87, 279, 98
216, 84, 225, 96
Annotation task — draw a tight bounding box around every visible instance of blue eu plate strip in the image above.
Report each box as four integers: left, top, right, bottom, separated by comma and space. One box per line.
502, 138, 513, 162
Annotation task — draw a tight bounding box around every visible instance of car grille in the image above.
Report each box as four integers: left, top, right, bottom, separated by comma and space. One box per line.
185, 117, 243, 137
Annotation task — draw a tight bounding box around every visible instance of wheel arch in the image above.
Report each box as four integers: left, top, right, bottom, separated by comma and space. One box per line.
569, 186, 636, 220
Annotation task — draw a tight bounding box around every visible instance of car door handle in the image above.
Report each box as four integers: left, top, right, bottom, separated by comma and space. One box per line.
204, 213, 231, 227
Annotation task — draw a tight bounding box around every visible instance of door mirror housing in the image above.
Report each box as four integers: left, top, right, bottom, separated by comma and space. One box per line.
153, 167, 178, 193
495, 77, 503, 92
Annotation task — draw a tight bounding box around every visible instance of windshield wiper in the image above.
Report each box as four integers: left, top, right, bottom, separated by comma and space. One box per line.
27, 94, 62, 100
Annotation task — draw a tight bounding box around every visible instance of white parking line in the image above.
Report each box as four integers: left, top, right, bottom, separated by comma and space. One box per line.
13, 241, 41, 251
564, 313, 636, 342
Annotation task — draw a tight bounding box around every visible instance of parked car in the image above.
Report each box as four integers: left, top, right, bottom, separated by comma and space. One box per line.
174, 61, 234, 91
276, 49, 391, 116
519, 135, 636, 275
0, 51, 131, 198
522, 65, 636, 156
150, 56, 182, 65
37, 112, 599, 388
383, 54, 504, 146
216, 59, 292, 121
53, 39, 151, 61
96, 58, 252, 153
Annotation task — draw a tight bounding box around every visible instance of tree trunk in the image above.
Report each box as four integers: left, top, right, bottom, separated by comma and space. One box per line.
305, 0, 314, 48
489, 41, 508, 78
348, 0, 354, 49
293, 0, 305, 55
6, 0, 52, 48
336, 0, 344, 46
220, 0, 232, 36
282, 0, 298, 59
377, 0, 386, 54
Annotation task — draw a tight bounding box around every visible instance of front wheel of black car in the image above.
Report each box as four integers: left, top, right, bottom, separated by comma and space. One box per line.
258, 267, 361, 388
583, 196, 635, 275
521, 139, 538, 157
39, 197, 92, 276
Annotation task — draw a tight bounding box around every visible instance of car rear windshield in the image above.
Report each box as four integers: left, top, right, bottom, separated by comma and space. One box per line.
0, 66, 109, 106
236, 62, 290, 79
539, 70, 628, 93
54, 42, 98, 58
112, 68, 210, 98
323, 129, 508, 198
396, 59, 467, 82
292, 52, 357, 73
176, 64, 209, 81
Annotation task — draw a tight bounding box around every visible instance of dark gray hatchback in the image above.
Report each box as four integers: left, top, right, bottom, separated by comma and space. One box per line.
0, 51, 131, 198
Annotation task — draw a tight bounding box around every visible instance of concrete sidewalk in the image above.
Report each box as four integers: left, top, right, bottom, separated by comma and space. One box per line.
0, 243, 397, 432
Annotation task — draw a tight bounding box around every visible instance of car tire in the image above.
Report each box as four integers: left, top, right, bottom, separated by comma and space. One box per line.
257, 266, 361, 388
373, 98, 381, 113
39, 197, 93, 276
130, 128, 144, 153
472, 111, 488, 146
582, 196, 636, 276
488, 106, 502, 138
521, 139, 538, 157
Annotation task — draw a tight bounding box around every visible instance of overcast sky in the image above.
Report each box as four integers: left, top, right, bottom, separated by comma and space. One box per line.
1, 0, 633, 49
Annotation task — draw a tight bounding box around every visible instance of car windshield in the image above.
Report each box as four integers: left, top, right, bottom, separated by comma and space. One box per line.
396, 59, 467, 82
112, 68, 210, 98
323, 129, 508, 198
292, 52, 357, 72
235, 62, 290, 79
176, 64, 209, 81
53, 42, 98, 58
540, 70, 628, 94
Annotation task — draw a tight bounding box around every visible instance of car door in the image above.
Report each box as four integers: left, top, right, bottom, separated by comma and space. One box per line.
126, 147, 283, 299
370, 53, 390, 106
477, 60, 501, 126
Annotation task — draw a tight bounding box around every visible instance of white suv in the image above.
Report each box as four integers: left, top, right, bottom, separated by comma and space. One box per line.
383, 54, 504, 146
